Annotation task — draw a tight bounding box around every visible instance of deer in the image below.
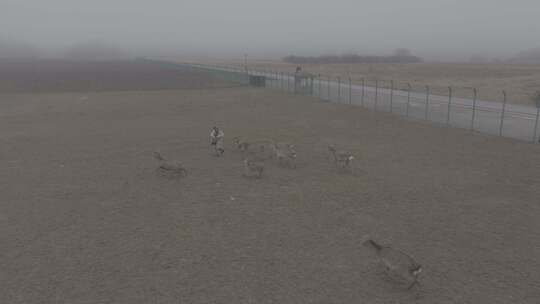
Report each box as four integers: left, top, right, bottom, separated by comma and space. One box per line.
328, 145, 355, 171
233, 137, 251, 151
363, 238, 422, 292
233, 137, 274, 158
210, 126, 225, 157
271, 142, 297, 168
242, 158, 264, 178
153, 151, 187, 178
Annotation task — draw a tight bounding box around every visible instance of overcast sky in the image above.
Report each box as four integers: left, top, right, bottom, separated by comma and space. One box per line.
1, 0, 539, 61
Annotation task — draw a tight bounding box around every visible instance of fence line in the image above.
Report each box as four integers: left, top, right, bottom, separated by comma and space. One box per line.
176, 61, 540, 144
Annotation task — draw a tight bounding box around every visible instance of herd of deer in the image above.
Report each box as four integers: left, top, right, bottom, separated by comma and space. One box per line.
235, 137, 297, 178
235, 137, 358, 178
153, 132, 357, 179
152, 131, 422, 296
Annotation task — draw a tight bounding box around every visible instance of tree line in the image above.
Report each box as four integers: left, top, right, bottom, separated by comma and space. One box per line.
283, 50, 423, 64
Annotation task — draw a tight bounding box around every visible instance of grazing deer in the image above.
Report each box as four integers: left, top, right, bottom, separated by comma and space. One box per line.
242, 158, 264, 178
234, 137, 274, 158
234, 137, 265, 154
233, 137, 250, 151
328, 145, 354, 171
363, 239, 422, 291
153, 151, 187, 178
210, 126, 225, 156
272, 142, 297, 168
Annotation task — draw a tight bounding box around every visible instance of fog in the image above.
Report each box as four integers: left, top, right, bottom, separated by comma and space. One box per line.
1, 0, 539, 61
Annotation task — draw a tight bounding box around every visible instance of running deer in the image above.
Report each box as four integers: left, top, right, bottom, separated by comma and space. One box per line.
242, 158, 264, 178
153, 151, 187, 178
328, 145, 354, 171
363, 238, 422, 291
272, 142, 297, 168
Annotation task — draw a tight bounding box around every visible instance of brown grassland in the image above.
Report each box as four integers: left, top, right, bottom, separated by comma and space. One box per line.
183, 58, 540, 106
1, 62, 540, 303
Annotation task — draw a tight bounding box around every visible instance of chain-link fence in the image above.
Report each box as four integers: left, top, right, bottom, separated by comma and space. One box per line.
180, 62, 540, 144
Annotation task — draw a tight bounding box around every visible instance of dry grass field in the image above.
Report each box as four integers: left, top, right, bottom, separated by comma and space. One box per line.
0, 59, 232, 93
1, 66, 540, 303
183, 58, 540, 106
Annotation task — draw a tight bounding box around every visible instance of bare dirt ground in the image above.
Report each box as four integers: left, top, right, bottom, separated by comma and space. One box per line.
1, 84, 540, 303
181, 57, 540, 106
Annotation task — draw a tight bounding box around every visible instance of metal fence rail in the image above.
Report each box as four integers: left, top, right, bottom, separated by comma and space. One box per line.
182, 62, 540, 144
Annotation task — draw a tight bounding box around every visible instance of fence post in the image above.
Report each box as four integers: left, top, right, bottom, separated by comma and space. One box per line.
499, 90, 507, 136
471, 88, 478, 131
447, 86, 452, 126
287, 73, 291, 92
293, 73, 297, 94
337, 77, 341, 103
424, 85, 430, 120
374, 79, 379, 111
361, 77, 365, 107
327, 76, 331, 101
287, 72, 290, 92
349, 77, 352, 105
406, 83, 412, 117
390, 80, 394, 113
318, 74, 321, 98
534, 90, 540, 143
534, 107, 540, 143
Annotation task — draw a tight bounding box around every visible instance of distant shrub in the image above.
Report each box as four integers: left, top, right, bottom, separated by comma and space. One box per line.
283, 51, 423, 64
510, 48, 540, 64
63, 41, 127, 61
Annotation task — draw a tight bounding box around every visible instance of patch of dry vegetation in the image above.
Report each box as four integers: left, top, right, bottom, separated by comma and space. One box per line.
185, 57, 540, 106
1, 86, 540, 303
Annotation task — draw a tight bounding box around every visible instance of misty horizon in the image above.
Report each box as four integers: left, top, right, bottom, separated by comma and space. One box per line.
1, 0, 540, 62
